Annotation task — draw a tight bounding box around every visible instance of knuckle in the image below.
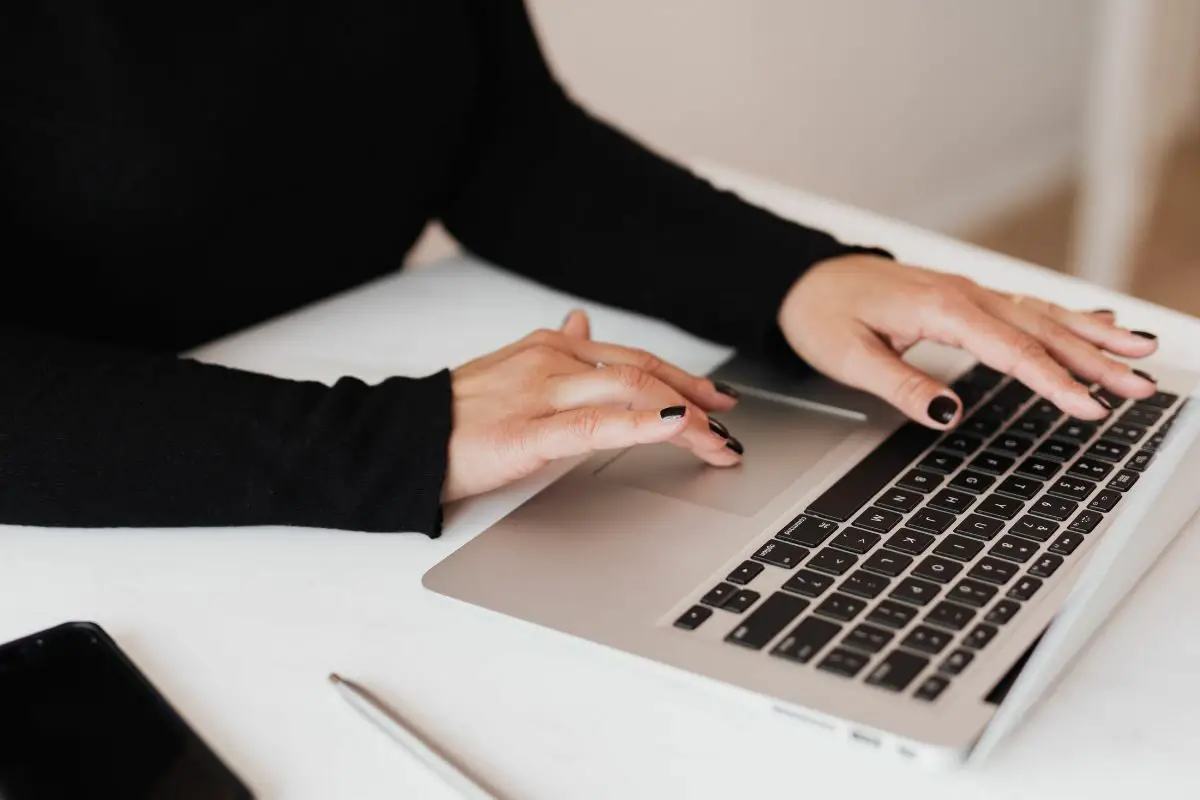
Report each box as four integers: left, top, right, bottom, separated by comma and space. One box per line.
515, 343, 559, 371
1009, 334, 1048, 367
610, 364, 655, 393
940, 273, 977, 294
916, 284, 965, 316
630, 348, 664, 375
893, 371, 931, 409
563, 408, 604, 441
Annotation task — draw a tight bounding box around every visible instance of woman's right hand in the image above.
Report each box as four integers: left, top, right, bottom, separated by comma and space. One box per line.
443, 311, 743, 502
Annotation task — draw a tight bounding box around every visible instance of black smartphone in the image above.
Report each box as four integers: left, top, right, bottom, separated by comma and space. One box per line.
0, 621, 253, 799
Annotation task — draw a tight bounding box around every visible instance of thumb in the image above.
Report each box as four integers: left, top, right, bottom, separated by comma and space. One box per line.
839, 333, 962, 429
560, 308, 591, 340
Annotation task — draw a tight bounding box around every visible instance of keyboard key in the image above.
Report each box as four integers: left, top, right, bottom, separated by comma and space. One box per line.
843, 624, 895, 654
1011, 514, 1059, 542
995, 475, 1043, 500
1048, 532, 1084, 556
782, 568, 836, 598
841, 569, 891, 599
1144, 431, 1167, 451
934, 534, 984, 562
912, 555, 963, 584
942, 433, 983, 455
852, 507, 902, 533
1126, 450, 1154, 472
926, 601, 976, 631
724, 589, 761, 613
806, 422, 941, 521
777, 514, 839, 548
1106, 423, 1147, 445
867, 649, 930, 692
897, 469, 943, 494
876, 488, 924, 513
1035, 439, 1079, 461
1024, 398, 1062, 421
984, 380, 1034, 416
1067, 510, 1103, 534
990, 535, 1038, 563
1047, 476, 1096, 502
1029, 495, 1078, 522
1088, 489, 1122, 512
985, 599, 1021, 625
674, 605, 712, 630
771, 616, 841, 664
908, 507, 956, 534
862, 550, 913, 577
701, 582, 737, 607
727, 561, 765, 585
914, 674, 950, 701
753, 540, 809, 569
890, 577, 941, 606
947, 578, 998, 607
883, 529, 935, 555
1011, 415, 1052, 437
1016, 457, 1061, 480
961, 415, 1002, 437
830, 528, 881, 554
1007, 576, 1043, 601
1108, 470, 1139, 492
1140, 390, 1179, 409
968, 557, 1019, 585
725, 592, 809, 649
818, 647, 871, 678
918, 451, 964, 474
809, 548, 858, 575
939, 649, 975, 675
977, 495, 1024, 520
1069, 457, 1113, 480
928, 489, 976, 514
1054, 419, 1098, 443
969, 452, 1015, 476
1086, 440, 1130, 462
1122, 406, 1162, 426
902, 625, 953, 654
963, 623, 999, 649
866, 599, 920, 630
956, 363, 1005, 391
990, 433, 1034, 456
949, 470, 996, 494
815, 592, 869, 622
1028, 553, 1064, 578
955, 514, 1005, 540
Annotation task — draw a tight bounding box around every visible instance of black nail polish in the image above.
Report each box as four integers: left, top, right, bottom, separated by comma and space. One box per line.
708, 418, 731, 439
926, 395, 959, 425
660, 405, 686, 420
1131, 330, 1158, 340
713, 381, 740, 400
1091, 391, 1115, 411
1133, 368, 1157, 383
725, 437, 745, 455
1090, 308, 1115, 316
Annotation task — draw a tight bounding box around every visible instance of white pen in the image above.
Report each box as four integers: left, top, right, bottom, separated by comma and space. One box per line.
328, 673, 501, 800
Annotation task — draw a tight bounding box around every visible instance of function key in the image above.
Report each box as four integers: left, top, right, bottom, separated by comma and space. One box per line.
701, 582, 738, 607
753, 540, 810, 569
777, 514, 838, 548
908, 508, 956, 535
723, 590, 761, 613
1029, 495, 1078, 522
1007, 576, 1043, 601
782, 569, 836, 598
866, 649, 930, 692
1016, 456, 1061, 480
725, 592, 809, 650
942, 433, 983, 455
968, 556, 1020, 585
914, 674, 951, 701
918, 451, 965, 474
939, 649, 975, 675
1122, 406, 1163, 426
977, 495, 1024, 520
815, 592, 869, 622
1067, 510, 1103, 534
809, 548, 858, 575
866, 599, 920, 630
897, 469, 943, 494
674, 605, 713, 630
1086, 440, 1130, 462
995, 475, 1043, 500
876, 487, 924, 513
954, 513, 1005, 540
1048, 532, 1084, 556
831, 528, 882, 554
883, 529, 935, 556
727, 560, 765, 585
960, 415, 1002, 437
970, 452, 1015, 475
1010, 415, 1052, 437
949, 470, 996, 494
861, 550, 913, 577
925, 601, 977, 631
1035, 439, 1079, 462
1047, 476, 1096, 502
852, 507, 902, 533
1126, 450, 1154, 472
963, 623, 999, 649
771, 616, 841, 664
984, 599, 1021, 625
890, 577, 942, 606
841, 570, 891, 599
1054, 419, 1098, 443
912, 555, 964, 584
929, 489, 977, 514
947, 578, 999, 607
1028, 552, 1064, 578
843, 623, 895, 654
902, 624, 954, 654
1105, 423, 1147, 445
1011, 514, 1059, 542
989, 535, 1038, 563
990, 433, 1034, 456
1108, 470, 1139, 492
1087, 490, 1122, 513
933, 534, 985, 562
1140, 390, 1179, 409
1068, 457, 1113, 481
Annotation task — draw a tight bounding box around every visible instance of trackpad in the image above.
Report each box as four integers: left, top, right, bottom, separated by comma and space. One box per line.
593, 394, 862, 516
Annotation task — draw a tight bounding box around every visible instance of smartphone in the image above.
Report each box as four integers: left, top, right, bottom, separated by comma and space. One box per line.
0, 621, 252, 799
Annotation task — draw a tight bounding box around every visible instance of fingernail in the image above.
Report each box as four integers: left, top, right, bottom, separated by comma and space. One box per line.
1133, 368, 1157, 383
660, 405, 687, 420
725, 436, 745, 455
1091, 392, 1115, 411
1090, 309, 1115, 316
708, 417, 731, 439
926, 395, 959, 425
1131, 330, 1157, 340
713, 381, 740, 400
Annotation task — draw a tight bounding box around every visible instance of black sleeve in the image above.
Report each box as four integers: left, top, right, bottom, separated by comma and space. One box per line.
0, 326, 451, 534
441, 0, 889, 365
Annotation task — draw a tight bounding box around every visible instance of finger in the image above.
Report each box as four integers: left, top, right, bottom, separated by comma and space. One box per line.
528, 405, 739, 465
832, 331, 964, 429
1000, 293, 1157, 361
559, 308, 592, 340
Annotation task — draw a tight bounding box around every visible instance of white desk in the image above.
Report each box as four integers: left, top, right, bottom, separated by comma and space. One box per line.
4, 167, 1200, 798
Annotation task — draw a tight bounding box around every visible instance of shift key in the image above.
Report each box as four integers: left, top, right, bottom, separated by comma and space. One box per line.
725, 592, 810, 650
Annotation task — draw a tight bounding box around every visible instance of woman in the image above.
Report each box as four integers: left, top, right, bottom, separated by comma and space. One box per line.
0, 2, 1157, 534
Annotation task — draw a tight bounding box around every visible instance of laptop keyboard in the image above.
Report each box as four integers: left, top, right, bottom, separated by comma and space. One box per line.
673, 364, 1185, 702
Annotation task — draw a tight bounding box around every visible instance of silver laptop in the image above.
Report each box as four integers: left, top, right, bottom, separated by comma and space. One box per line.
423, 345, 1200, 766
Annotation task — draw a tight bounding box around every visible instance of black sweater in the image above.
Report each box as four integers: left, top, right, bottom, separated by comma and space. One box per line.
0, 1, 880, 534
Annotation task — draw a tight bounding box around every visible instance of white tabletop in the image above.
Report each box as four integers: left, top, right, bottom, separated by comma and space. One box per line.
4, 165, 1200, 798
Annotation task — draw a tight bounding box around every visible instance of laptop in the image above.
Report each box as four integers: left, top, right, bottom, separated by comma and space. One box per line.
423, 344, 1200, 766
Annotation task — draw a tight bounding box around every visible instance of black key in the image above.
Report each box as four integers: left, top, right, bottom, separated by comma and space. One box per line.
884, 529, 935, 556
990, 433, 1034, 456
926, 601, 976, 631
912, 555, 963, 584
914, 674, 950, 701
1047, 476, 1096, 502
918, 451, 964, 475
990, 535, 1038, 563
1011, 415, 1052, 437
1029, 495, 1078, 522
1105, 423, 1147, 444
727, 560, 765, 586
955, 514, 1005, 540
753, 539, 809, 569
701, 582, 737, 607
956, 364, 1005, 391
1011, 514, 1059, 542
1054, 419, 1098, 443
815, 592, 868, 622
1144, 431, 1167, 452
1086, 440, 1130, 462
1016, 457, 1061, 480
933, 534, 984, 562
963, 623, 999, 649
897, 469, 943, 494
1126, 450, 1154, 472
960, 415, 1002, 437
1108, 470, 1139, 492
782, 569, 836, 598
968, 557, 1019, 585
928, 489, 976, 514
1007, 576, 1042, 601
984, 599, 1021, 625
674, 605, 712, 630
876, 488, 924, 513
818, 647, 871, 678
808, 548, 858, 576
890, 577, 941, 606
866, 599, 920, 630
771, 616, 841, 664
942, 433, 983, 455
995, 475, 1043, 500
852, 507, 902, 534
1092, 386, 1126, 411
1048, 532, 1084, 556
1067, 510, 1103, 534
983, 381, 1034, 416
830, 528, 881, 555
843, 624, 895, 654
724, 589, 761, 613
949, 470, 996, 495
1035, 439, 1079, 462
1122, 406, 1163, 426
947, 578, 998, 607
1140, 390, 1179, 409
1028, 397, 1065, 419
1088, 489, 1122, 513
725, 592, 809, 649
901, 625, 953, 654
861, 550, 913, 577
969, 452, 1015, 475
1069, 457, 1113, 480
1028, 552, 1064, 578
866, 649, 930, 692
777, 514, 839, 548
977, 495, 1024, 520
841, 569, 891, 599
908, 507, 956, 534
806, 422, 940, 521
939, 649, 975, 675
